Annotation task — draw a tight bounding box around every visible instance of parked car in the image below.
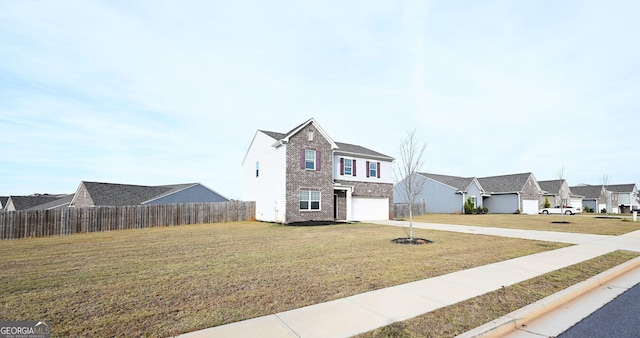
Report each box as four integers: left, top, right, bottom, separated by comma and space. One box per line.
539, 206, 582, 215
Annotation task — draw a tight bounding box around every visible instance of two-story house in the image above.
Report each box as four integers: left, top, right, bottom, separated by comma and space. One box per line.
242, 118, 395, 223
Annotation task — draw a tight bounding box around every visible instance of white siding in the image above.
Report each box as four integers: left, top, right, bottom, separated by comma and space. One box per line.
333, 154, 393, 184
242, 131, 287, 222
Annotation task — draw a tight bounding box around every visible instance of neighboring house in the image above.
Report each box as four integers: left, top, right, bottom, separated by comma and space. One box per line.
538, 179, 583, 209
605, 184, 638, 213
26, 194, 75, 210
478, 172, 542, 214
570, 185, 612, 213
4, 195, 66, 211
0, 196, 8, 210
394, 173, 484, 214
241, 118, 395, 223
69, 181, 229, 207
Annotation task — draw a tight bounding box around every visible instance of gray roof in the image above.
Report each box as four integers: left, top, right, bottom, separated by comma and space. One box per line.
82, 181, 195, 206
0, 196, 8, 209
260, 130, 394, 161
7, 195, 64, 210
538, 179, 564, 194
477, 172, 534, 193
605, 184, 637, 193
569, 185, 603, 199
420, 173, 476, 192
26, 194, 74, 210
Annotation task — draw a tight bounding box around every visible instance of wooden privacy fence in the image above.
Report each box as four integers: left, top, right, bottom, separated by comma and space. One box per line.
0, 201, 255, 240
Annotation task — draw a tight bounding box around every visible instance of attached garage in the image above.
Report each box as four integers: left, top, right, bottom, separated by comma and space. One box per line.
352, 197, 389, 221
522, 199, 539, 214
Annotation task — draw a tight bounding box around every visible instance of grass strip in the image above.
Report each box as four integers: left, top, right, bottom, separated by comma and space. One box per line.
410, 214, 640, 235
358, 250, 640, 338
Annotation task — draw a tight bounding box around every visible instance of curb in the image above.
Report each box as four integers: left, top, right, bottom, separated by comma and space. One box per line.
456, 256, 640, 338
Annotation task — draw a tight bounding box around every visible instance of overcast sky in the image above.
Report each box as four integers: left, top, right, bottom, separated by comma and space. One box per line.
1, 0, 638, 199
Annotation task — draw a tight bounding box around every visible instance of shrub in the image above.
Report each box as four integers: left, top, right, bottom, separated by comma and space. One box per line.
601, 208, 607, 214
464, 197, 475, 214
543, 197, 551, 209
514, 209, 521, 214
583, 205, 592, 213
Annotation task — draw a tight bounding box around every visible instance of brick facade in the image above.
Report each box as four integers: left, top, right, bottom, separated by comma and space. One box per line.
285, 123, 335, 223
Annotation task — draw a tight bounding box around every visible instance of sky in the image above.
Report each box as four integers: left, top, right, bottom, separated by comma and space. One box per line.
1, 0, 638, 200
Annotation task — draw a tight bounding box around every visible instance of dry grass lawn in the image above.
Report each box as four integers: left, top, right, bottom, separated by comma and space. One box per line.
0, 221, 568, 337
359, 250, 639, 337
410, 213, 640, 235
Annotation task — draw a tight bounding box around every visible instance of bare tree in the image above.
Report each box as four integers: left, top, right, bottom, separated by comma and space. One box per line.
394, 129, 427, 239
556, 165, 566, 222
601, 174, 611, 217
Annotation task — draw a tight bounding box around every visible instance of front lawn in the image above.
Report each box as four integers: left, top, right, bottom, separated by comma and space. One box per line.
410, 214, 640, 235
0, 221, 567, 337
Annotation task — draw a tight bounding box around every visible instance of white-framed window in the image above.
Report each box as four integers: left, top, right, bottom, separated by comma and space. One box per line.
305, 150, 316, 170
470, 196, 477, 207
300, 190, 321, 210
255, 161, 259, 177
369, 161, 377, 178
344, 158, 353, 175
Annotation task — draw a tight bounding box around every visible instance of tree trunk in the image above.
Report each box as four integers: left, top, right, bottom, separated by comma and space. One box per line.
409, 204, 414, 239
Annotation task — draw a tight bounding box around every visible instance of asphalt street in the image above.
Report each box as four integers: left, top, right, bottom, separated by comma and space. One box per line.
558, 282, 640, 338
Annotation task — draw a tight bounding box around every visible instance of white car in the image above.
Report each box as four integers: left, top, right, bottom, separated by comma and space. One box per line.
539, 206, 582, 215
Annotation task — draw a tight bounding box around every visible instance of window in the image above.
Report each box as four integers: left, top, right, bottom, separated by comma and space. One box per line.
470, 196, 477, 208
305, 150, 316, 170
344, 158, 352, 175
368, 161, 377, 178
300, 190, 321, 210
255, 161, 259, 177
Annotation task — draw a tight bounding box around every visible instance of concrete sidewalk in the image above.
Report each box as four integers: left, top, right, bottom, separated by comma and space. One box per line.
178, 221, 640, 338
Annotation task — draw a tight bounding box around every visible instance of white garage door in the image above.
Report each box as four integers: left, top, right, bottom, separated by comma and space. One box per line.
352, 197, 389, 221
522, 199, 539, 215
570, 199, 582, 210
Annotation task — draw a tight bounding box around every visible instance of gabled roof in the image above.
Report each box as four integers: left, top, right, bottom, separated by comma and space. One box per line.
260, 118, 394, 161
419, 173, 477, 192
477, 172, 536, 194
0, 196, 8, 209
605, 184, 638, 193
26, 194, 74, 210
538, 179, 564, 194
261, 118, 338, 150
7, 195, 64, 210
569, 185, 604, 199
79, 181, 196, 206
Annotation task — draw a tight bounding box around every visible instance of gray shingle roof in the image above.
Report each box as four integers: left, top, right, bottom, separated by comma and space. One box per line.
26, 194, 74, 210
260, 130, 394, 160
82, 182, 194, 206
569, 185, 603, 199
477, 173, 533, 193
0, 196, 8, 209
605, 184, 637, 193
420, 173, 476, 192
8, 195, 64, 210
538, 179, 564, 194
